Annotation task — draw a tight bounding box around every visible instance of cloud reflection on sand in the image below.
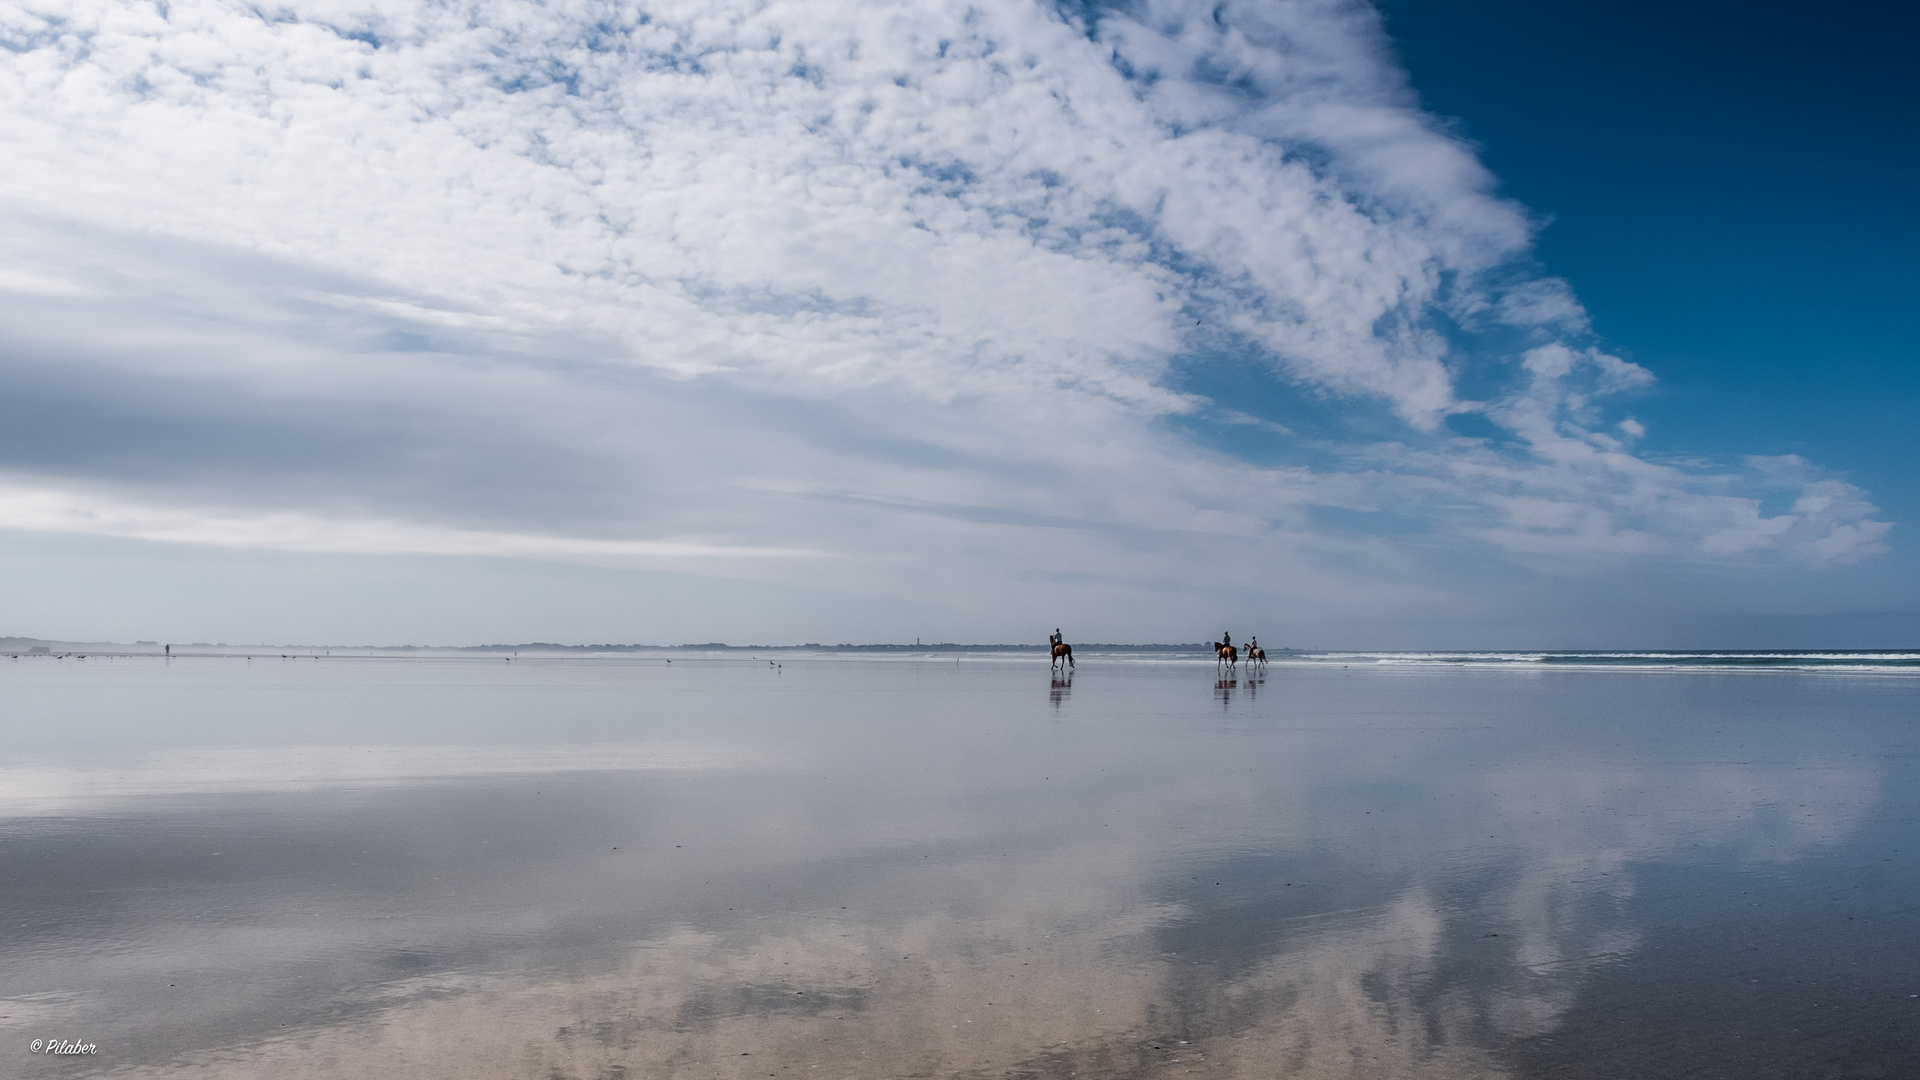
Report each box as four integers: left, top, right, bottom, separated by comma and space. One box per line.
105, 894, 1501, 1080
83, 757, 1873, 1079
3, 661, 1904, 1079
0, 743, 794, 816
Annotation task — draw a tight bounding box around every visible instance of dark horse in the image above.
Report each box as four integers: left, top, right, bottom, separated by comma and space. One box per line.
1213, 641, 1238, 669
1050, 634, 1075, 670
1247, 646, 1267, 668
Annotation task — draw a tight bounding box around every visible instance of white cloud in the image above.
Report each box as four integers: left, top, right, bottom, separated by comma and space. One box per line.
0, 0, 1892, 640
0, 265, 94, 297
1490, 277, 1589, 333
0, 476, 821, 561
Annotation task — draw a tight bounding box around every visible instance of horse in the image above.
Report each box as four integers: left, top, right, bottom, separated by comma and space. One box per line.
1213, 641, 1237, 669
1247, 646, 1267, 668
1051, 637, 1075, 670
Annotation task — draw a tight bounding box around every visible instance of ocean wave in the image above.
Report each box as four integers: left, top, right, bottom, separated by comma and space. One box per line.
1299, 651, 1920, 673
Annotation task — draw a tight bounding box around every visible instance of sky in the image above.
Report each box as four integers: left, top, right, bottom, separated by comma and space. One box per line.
0, 0, 1913, 648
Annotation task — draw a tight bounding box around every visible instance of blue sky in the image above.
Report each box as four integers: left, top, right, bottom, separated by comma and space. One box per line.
0, 0, 1911, 647
1384, 0, 1920, 529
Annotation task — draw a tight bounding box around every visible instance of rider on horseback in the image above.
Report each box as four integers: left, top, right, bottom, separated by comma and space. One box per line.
1049, 629, 1074, 669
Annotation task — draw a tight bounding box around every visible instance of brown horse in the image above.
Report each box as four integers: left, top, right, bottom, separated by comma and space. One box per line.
1247, 646, 1267, 668
1214, 641, 1237, 669
1051, 639, 1074, 670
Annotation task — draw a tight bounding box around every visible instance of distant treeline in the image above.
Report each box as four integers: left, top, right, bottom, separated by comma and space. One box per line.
415, 642, 1302, 653
3, 636, 1309, 654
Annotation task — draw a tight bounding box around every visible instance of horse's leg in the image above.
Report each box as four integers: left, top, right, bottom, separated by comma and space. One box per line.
1066, 645, 1074, 669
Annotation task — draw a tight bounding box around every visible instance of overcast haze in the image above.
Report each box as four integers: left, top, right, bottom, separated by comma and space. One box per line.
0, 0, 1912, 647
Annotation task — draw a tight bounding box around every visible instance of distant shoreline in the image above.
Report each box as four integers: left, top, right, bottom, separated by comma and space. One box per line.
0, 638, 1283, 656
6, 637, 1918, 665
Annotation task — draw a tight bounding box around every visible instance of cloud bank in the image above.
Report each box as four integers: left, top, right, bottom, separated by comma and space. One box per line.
0, 0, 1891, 641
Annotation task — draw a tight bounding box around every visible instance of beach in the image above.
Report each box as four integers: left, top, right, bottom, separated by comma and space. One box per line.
3, 652, 1917, 1078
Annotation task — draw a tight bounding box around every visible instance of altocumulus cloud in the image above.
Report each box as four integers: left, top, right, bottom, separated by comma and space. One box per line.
0, 0, 1892, 640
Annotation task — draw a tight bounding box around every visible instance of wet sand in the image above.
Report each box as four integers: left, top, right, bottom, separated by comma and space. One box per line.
2, 655, 1916, 1078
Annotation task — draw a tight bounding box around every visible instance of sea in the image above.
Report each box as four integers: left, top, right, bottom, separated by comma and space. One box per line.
2, 648, 1917, 1078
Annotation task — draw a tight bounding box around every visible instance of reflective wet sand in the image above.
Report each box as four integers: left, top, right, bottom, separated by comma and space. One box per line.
2, 656, 1917, 1078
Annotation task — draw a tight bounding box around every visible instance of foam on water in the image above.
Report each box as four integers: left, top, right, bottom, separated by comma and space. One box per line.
1303, 651, 1920, 673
